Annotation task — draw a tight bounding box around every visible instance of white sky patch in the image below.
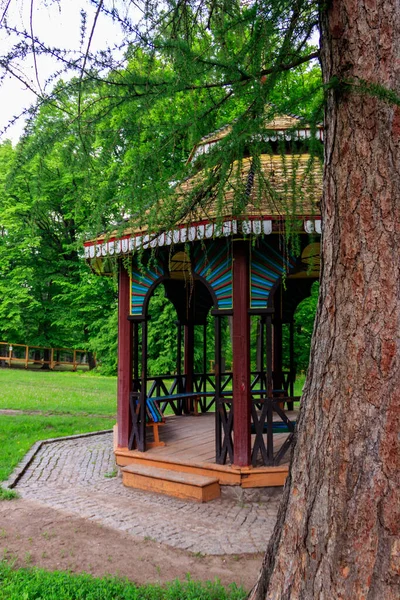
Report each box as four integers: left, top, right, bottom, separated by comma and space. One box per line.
0, 0, 140, 143
0, 2, 321, 145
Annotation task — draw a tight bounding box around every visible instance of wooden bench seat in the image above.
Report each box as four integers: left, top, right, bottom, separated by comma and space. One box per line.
149, 391, 216, 416
135, 392, 217, 448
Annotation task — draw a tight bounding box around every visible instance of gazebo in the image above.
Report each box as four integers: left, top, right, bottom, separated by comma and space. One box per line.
85, 115, 322, 501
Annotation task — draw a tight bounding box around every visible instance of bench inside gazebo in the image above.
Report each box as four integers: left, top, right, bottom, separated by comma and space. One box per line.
85, 115, 322, 501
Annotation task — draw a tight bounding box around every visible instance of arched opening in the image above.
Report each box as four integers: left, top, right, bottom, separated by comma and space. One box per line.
268, 248, 320, 407
281, 280, 319, 394
129, 269, 219, 451
244, 243, 320, 467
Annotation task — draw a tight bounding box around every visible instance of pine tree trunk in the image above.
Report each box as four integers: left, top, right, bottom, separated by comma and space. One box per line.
249, 2, 400, 598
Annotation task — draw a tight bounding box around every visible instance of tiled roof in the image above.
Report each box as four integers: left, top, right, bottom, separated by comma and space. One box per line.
175, 154, 322, 224
85, 115, 323, 254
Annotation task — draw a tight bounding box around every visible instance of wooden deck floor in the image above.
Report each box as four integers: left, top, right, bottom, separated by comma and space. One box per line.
115, 412, 297, 488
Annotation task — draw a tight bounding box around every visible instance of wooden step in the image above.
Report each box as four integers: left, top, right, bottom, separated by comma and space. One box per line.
122, 464, 221, 502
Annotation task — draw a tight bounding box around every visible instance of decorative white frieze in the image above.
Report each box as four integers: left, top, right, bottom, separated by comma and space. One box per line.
84, 217, 316, 258
197, 224, 205, 239
180, 227, 188, 243
205, 223, 214, 238
304, 220, 322, 234
263, 220, 272, 234
252, 220, 262, 235
241, 221, 252, 235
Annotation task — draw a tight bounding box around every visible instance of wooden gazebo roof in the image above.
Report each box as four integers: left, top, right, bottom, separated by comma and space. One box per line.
84, 115, 323, 260
187, 114, 323, 162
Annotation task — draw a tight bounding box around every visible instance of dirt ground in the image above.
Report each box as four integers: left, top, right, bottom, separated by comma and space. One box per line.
0, 498, 263, 591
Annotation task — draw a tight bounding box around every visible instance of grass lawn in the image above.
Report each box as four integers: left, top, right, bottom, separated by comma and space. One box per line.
0, 369, 116, 415
0, 562, 246, 600
0, 368, 305, 483
293, 374, 306, 396
0, 369, 117, 482
0, 414, 116, 482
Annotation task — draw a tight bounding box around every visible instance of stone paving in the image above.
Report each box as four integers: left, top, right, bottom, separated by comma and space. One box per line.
14, 433, 281, 555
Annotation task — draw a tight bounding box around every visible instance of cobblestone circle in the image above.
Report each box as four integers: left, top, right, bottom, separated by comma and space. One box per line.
14, 433, 281, 555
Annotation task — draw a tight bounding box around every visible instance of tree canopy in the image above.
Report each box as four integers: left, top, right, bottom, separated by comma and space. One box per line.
0, 0, 322, 368
1, 1, 323, 231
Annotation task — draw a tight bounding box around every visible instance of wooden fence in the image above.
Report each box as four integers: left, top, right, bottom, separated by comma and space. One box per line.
0, 342, 93, 371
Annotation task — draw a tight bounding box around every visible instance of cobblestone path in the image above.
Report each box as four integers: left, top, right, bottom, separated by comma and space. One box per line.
15, 433, 281, 555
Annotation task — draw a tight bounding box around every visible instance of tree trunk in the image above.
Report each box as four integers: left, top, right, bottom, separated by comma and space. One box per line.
87, 351, 96, 370
249, 2, 400, 599
0, 343, 7, 368
41, 348, 50, 370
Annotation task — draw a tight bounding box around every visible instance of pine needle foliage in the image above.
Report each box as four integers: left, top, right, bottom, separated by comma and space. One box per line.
1, 0, 323, 240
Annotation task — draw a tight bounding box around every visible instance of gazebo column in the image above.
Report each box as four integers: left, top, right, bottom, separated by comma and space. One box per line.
117, 262, 132, 448
176, 320, 183, 401
232, 240, 251, 467
133, 322, 139, 387
184, 319, 195, 413
256, 316, 266, 388
265, 313, 274, 462
176, 321, 182, 378
203, 322, 208, 395
215, 315, 227, 464
138, 318, 148, 451
272, 290, 284, 390
287, 319, 295, 410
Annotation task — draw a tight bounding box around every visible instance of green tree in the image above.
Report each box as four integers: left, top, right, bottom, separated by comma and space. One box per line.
0, 97, 117, 363
147, 286, 179, 376
1, 2, 399, 598
282, 281, 319, 373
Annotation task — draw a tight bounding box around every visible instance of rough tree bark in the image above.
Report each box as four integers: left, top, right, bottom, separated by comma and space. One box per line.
249, 2, 400, 598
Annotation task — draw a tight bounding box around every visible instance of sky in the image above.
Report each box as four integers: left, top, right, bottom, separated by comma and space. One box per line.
0, 2, 321, 145
0, 0, 137, 143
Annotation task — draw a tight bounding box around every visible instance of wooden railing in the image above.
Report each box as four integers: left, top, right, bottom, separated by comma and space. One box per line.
0, 342, 92, 371
132, 370, 299, 466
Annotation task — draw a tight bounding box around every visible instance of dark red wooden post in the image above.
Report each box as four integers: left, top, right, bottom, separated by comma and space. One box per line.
184, 320, 194, 412
232, 240, 251, 466
214, 315, 223, 462
133, 322, 139, 384
289, 319, 295, 396
138, 318, 148, 451
266, 313, 274, 461
117, 261, 132, 447
176, 321, 182, 377
287, 318, 295, 410
273, 286, 283, 391
184, 323, 194, 390
203, 322, 207, 393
